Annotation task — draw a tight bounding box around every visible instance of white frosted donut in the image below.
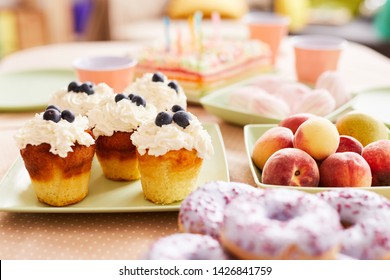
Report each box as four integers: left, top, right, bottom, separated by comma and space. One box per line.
220, 188, 342, 260
178, 181, 260, 239
317, 189, 390, 259
144, 233, 228, 260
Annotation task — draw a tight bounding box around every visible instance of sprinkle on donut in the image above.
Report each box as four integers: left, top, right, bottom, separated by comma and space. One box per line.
178, 181, 260, 239
144, 233, 228, 260
317, 189, 390, 259
220, 188, 342, 260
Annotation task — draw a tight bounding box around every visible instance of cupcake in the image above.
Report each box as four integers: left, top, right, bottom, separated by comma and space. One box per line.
14, 106, 95, 206
125, 72, 187, 111
131, 106, 214, 204
49, 81, 114, 117
88, 93, 156, 181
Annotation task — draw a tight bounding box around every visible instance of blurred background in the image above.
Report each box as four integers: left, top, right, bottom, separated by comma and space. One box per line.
0, 0, 389, 59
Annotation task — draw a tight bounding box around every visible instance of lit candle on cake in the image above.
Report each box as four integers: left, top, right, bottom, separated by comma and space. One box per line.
211, 11, 221, 45
164, 16, 171, 52
176, 26, 182, 55
188, 15, 196, 51
194, 11, 204, 53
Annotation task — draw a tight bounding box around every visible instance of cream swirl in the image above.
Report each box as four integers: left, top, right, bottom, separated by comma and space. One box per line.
131, 112, 214, 159
49, 83, 114, 116
14, 113, 94, 158
125, 73, 187, 111
88, 95, 156, 138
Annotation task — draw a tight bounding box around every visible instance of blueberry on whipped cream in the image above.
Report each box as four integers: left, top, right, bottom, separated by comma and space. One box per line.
154, 105, 192, 129
67, 81, 94, 95
155, 112, 173, 127
152, 72, 165, 82
167, 80, 180, 93
172, 111, 191, 128
43, 105, 75, 123
171, 104, 184, 112
114, 93, 146, 107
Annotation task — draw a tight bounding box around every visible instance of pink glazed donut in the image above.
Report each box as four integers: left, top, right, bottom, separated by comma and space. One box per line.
144, 233, 228, 260
317, 189, 390, 259
178, 181, 260, 239
220, 188, 342, 260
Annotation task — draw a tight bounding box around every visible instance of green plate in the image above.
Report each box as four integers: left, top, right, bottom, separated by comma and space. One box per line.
200, 79, 356, 126
352, 87, 390, 126
244, 124, 390, 199
0, 123, 229, 213
0, 69, 76, 111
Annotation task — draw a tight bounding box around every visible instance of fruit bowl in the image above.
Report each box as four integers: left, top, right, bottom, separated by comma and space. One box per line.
244, 124, 390, 198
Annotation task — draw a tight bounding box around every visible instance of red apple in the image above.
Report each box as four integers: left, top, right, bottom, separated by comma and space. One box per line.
262, 148, 320, 187
362, 140, 390, 186
336, 135, 363, 154
279, 113, 316, 134
319, 152, 372, 187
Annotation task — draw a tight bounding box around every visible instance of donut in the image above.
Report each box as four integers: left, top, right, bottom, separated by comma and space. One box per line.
317, 189, 390, 260
178, 181, 260, 239
144, 233, 228, 260
220, 188, 342, 260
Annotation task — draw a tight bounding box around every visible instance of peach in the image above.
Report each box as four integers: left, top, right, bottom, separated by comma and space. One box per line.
362, 140, 390, 186
293, 117, 340, 161
279, 113, 316, 134
336, 135, 363, 154
262, 148, 320, 187
319, 152, 372, 187
252, 126, 293, 170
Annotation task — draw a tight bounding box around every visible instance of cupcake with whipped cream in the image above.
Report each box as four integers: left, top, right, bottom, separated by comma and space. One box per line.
14, 106, 95, 206
125, 72, 187, 112
88, 93, 156, 181
49, 81, 114, 117
131, 105, 214, 204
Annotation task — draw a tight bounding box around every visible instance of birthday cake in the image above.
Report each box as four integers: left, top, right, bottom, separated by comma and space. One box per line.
135, 38, 272, 102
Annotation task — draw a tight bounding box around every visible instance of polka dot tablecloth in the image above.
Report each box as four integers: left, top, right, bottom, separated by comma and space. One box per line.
0, 106, 255, 260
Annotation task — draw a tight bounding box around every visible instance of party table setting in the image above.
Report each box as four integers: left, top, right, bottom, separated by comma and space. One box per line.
1, 11, 390, 260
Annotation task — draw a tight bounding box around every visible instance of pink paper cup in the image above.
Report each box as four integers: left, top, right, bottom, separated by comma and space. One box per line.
293, 35, 347, 85
245, 12, 290, 65
73, 56, 137, 93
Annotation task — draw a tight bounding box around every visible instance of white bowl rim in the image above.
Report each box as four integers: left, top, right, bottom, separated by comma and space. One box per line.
291, 35, 348, 50
73, 56, 137, 71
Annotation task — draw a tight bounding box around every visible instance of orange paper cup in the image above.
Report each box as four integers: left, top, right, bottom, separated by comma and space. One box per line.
245, 12, 290, 65
73, 56, 137, 93
293, 35, 347, 85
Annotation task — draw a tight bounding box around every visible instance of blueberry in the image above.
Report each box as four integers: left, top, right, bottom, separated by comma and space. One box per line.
152, 72, 165, 82
67, 81, 79, 92
43, 108, 61, 123
61, 109, 75, 123
128, 93, 135, 100
167, 80, 180, 93
46, 105, 61, 112
171, 105, 184, 112
131, 95, 146, 107
155, 112, 173, 127
115, 93, 128, 103
80, 83, 94, 95
173, 111, 191, 128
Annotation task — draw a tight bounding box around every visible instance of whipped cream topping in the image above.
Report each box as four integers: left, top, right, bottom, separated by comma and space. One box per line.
131, 112, 214, 159
88, 95, 156, 138
49, 83, 114, 116
14, 113, 95, 158
125, 73, 187, 112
